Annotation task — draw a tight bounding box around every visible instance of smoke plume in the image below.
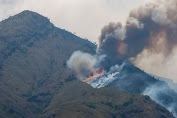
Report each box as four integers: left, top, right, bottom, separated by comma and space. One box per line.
97, 0, 177, 81
67, 51, 97, 80
68, 0, 177, 81
102, 0, 176, 55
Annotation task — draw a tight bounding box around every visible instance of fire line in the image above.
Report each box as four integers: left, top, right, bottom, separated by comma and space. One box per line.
82, 68, 104, 82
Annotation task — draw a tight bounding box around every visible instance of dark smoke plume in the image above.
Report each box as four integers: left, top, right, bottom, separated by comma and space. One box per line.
98, 0, 177, 70
68, 0, 177, 77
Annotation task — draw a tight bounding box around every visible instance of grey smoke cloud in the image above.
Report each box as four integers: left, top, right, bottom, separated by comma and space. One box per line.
68, 0, 177, 82
67, 51, 97, 80
97, 22, 127, 69
97, 0, 177, 82
129, 0, 177, 82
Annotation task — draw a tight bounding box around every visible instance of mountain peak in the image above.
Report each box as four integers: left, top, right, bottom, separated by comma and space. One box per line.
2, 10, 51, 24
0, 10, 54, 40
18, 10, 41, 15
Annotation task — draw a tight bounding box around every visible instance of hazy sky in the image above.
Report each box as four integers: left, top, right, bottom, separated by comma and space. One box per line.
0, 0, 150, 42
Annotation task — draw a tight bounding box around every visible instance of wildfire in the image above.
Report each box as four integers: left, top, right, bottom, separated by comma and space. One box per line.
82, 68, 105, 82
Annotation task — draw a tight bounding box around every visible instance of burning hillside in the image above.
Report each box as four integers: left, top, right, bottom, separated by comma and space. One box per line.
68, 0, 177, 82
82, 68, 104, 82
68, 0, 177, 77
67, 0, 177, 117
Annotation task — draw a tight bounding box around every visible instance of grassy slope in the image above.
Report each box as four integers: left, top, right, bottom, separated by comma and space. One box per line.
0, 10, 95, 118
39, 81, 174, 118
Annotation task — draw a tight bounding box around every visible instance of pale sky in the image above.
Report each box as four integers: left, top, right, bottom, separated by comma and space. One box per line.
0, 0, 150, 43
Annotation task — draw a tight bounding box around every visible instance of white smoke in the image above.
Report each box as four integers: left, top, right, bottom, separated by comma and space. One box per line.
88, 63, 125, 88
127, 17, 144, 29
67, 51, 97, 80
143, 83, 177, 117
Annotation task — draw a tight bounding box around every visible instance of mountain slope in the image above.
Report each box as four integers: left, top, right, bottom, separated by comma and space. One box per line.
39, 81, 174, 118
0, 10, 96, 118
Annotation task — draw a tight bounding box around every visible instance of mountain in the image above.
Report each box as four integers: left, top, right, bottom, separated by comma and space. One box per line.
0, 10, 95, 118
0, 10, 174, 118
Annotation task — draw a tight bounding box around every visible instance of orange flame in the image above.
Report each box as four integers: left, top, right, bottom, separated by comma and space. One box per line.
82, 68, 104, 82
